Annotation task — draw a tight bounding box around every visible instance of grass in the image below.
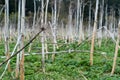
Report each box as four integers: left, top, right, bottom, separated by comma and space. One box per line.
0, 38, 120, 80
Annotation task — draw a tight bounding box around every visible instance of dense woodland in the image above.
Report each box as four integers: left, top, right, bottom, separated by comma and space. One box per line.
0, 0, 120, 80
0, 0, 120, 13
0, 0, 120, 23
0, 0, 120, 32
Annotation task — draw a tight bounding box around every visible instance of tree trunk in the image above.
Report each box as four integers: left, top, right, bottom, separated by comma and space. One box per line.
111, 21, 120, 76
90, 0, 99, 66
15, 0, 21, 78
28, 0, 37, 53
41, 0, 45, 73
104, 4, 108, 39
44, 0, 49, 60
52, 0, 57, 61
88, 0, 92, 36
68, 3, 73, 43
79, 0, 85, 43
76, 0, 80, 41
20, 0, 26, 79
4, 0, 11, 72
98, 0, 104, 47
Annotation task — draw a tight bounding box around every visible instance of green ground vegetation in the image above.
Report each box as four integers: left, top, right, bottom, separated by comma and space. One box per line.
0, 38, 120, 80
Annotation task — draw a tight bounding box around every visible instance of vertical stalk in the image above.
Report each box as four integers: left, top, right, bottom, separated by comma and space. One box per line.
16, 0, 21, 78
20, 0, 26, 79
52, 0, 57, 61
61, 22, 64, 40
88, 0, 91, 36
57, 0, 62, 21
113, 11, 116, 36
110, 9, 114, 32
45, 0, 49, 25
68, 3, 73, 43
41, 0, 45, 73
79, 0, 82, 42
105, 4, 108, 39
4, 0, 11, 72
98, 0, 104, 47
20, 35, 24, 80
45, 34, 48, 59
28, 0, 37, 53
90, 0, 99, 66
79, 0, 85, 42
41, 31, 45, 73
76, 0, 80, 40
44, 0, 49, 59
111, 21, 120, 76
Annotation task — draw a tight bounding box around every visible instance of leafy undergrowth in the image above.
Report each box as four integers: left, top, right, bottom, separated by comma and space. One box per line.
0, 39, 120, 80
